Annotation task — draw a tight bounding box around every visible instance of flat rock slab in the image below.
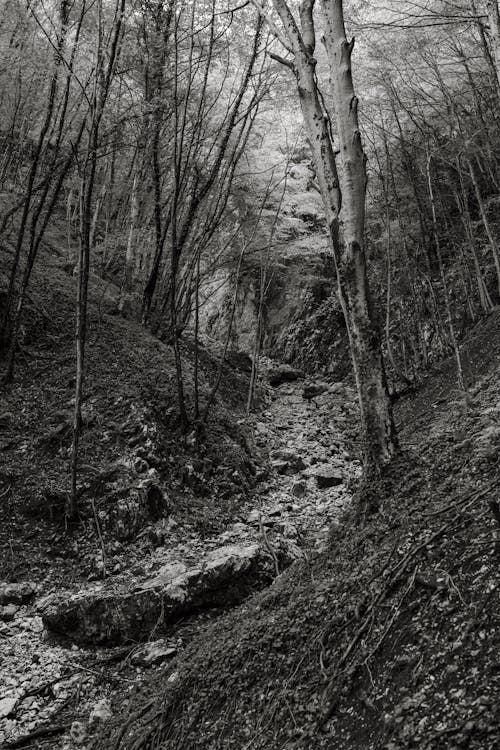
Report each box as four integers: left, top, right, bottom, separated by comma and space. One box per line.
39, 544, 271, 645
0, 604, 18, 621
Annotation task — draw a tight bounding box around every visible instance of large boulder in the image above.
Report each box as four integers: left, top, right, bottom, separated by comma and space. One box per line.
268, 365, 304, 387
39, 544, 272, 645
0, 581, 37, 605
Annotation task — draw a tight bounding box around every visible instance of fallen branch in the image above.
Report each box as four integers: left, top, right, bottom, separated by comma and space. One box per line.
2, 723, 70, 748
425, 480, 499, 519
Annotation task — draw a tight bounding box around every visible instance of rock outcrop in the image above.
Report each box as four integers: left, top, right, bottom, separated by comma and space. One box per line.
39, 545, 273, 645
0, 582, 37, 606
102, 476, 169, 541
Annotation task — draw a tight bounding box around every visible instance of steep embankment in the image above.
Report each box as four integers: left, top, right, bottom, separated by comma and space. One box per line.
0, 238, 259, 747
0, 238, 362, 748
103, 311, 500, 750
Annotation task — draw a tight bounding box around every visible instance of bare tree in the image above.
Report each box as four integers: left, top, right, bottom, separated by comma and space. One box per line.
253, 0, 397, 478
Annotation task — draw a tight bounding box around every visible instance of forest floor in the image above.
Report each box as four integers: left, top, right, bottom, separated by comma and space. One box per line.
2, 235, 500, 750
0, 241, 364, 749
93, 310, 500, 750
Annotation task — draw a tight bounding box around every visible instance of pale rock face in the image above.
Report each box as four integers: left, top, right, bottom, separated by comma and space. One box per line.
39, 544, 274, 645
198, 249, 335, 359
0, 697, 17, 720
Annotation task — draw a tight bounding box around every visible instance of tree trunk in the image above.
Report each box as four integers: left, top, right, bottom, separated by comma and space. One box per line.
426, 152, 466, 394
487, 0, 500, 85
265, 0, 397, 477
320, 0, 397, 474
468, 158, 500, 298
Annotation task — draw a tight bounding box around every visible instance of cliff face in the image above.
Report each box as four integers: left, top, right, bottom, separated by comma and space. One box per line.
191, 138, 353, 375
198, 241, 350, 376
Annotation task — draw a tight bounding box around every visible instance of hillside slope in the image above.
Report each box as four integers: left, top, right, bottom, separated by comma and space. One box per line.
104, 311, 500, 750
0, 237, 264, 580
0, 239, 362, 750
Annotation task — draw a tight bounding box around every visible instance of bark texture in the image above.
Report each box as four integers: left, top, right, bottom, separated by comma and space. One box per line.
265, 0, 397, 475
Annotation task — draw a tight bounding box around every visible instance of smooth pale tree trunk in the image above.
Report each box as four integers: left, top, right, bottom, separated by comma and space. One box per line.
468, 0, 499, 89
468, 158, 500, 297
426, 153, 466, 394
487, 0, 500, 85
266, 0, 397, 478
321, 0, 396, 474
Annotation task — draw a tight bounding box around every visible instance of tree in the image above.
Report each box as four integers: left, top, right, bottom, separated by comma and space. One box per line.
69, 0, 127, 519
253, 0, 397, 479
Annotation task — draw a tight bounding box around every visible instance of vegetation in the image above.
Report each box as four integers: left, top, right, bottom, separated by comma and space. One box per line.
1, 0, 500, 748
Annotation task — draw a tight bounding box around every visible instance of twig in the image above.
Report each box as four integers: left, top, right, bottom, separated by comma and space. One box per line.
367, 566, 418, 659
111, 700, 156, 750
258, 518, 280, 577
319, 515, 470, 725
425, 480, 499, 518
2, 723, 70, 748
91, 497, 107, 578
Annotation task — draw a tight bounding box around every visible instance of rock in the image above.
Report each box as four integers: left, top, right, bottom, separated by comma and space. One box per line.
226, 350, 252, 372
133, 456, 149, 473
70, 720, 87, 745
0, 581, 37, 605
267, 505, 282, 517
40, 544, 272, 645
0, 603, 18, 621
131, 640, 177, 667
261, 516, 278, 528
291, 480, 307, 498
246, 509, 261, 525
328, 382, 346, 394
270, 449, 307, 474
302, 382, 329, 402
268, 365, 304, 387
89, 698, 112, 723
0, 696, 18, 719
103, 477, 170, 540
312, 468, 344, 489
271, 459, 289, 475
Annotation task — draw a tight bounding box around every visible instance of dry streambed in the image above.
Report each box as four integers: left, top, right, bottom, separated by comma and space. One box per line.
0, 374, 360, 748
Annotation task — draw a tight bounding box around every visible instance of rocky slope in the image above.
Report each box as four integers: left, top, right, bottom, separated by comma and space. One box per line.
0, 245, 362, 748
99, 310, 500, 750
0, 371, 361, 746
